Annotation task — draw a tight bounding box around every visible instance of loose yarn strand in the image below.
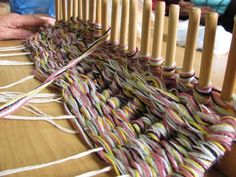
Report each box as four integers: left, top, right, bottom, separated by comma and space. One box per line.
23, 104, 51, 117
0, 84, 76, 134
0, 147, 103, 177
0, 80, 54, 117
21, 105, 78, 134
0, 75, 34, 90
0, 52, 30, 57
45, 119, 77, 134
3, 115, 77, 134
0, 45, 25, 50
4, 115, 76, 120
75, 166, 112, 177
0, 46, 26, 52
0, 60, 34, 66
0, 92, 61, 104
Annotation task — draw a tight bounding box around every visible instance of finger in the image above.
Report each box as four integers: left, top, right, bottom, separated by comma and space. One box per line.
11, 14, 48, 28
0, 27, 33, 40
33, 14, 52, 17
34, 15, 56, 25
201, 7, 213, 14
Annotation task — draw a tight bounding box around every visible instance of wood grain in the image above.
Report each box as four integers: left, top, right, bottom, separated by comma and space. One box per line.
198, 12, 218, 89
164, 5, 179, 67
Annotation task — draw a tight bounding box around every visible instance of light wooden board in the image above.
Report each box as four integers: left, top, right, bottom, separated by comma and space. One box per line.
0, 2, 10, 15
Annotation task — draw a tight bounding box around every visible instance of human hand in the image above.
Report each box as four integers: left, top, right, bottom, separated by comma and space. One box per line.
198, 6, 214, 24
179, 0, 194, 16
0, 13, 55, 40
179, 0, 214, 24
200, 6, 213, 16
179, 0, 194, 7
32, 14, 56, 24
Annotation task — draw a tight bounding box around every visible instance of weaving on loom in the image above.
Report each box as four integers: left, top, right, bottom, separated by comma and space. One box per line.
0, 0, 236, 176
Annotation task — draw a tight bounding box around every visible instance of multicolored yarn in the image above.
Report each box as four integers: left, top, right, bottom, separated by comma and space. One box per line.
1, 18, 236, 176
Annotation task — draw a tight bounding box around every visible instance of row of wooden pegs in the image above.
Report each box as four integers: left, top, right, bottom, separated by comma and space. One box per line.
54, 0, 236, 103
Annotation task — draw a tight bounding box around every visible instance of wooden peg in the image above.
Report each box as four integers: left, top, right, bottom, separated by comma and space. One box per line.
55, 0, 60, 21
198, 12, 218, 89
102, 0, 108, 34
60, 1, 63, 20
82, 0, 88, 22
62, 0, 68, 21
119, 0, 129, 48
68, 0, 73, 19
89, 0, 96, 23
78, 0, 82, 20
165, 5, 179, 67
221, 18, 236, 101
96, 0, 102, 25
73, 0, 78, 19
182, 8, 201, 73
110, 0, 120, 43
151, 1, 165, 59
128, 0, 138, 53
140, 0, 152, 56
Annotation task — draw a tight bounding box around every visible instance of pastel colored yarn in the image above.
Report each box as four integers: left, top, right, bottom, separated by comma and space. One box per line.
24, 18, 236, 177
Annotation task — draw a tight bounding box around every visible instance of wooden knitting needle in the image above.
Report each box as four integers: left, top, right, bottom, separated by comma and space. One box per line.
182, 8, 201, 73
164, 4, 179, 67
73, 0, 78, 19
102, 0, 108, 35
89, 0, 96, 23
221, 18, 236, 101
96, 0, 102, 25
62, 0, 68, 21
119, 0, 129, 48
151, 1, 165, 60
68, 0, 73, 19
82, 0, 88, 22
140, 0, 152, 56
110, 0, 120, 44
128, 0, 138, 53
198, 12, 218, 89
55, 0, 61, 22
78, 0, 82, 20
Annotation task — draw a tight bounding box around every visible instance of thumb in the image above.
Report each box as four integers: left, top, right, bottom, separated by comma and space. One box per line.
0, 27, 33, 40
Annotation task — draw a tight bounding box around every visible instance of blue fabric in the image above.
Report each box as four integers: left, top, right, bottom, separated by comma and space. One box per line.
191, 0, 230, 14
10, 0, 55, 17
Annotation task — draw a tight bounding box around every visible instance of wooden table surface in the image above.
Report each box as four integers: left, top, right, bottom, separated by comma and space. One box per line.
0, 17, 232, 177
